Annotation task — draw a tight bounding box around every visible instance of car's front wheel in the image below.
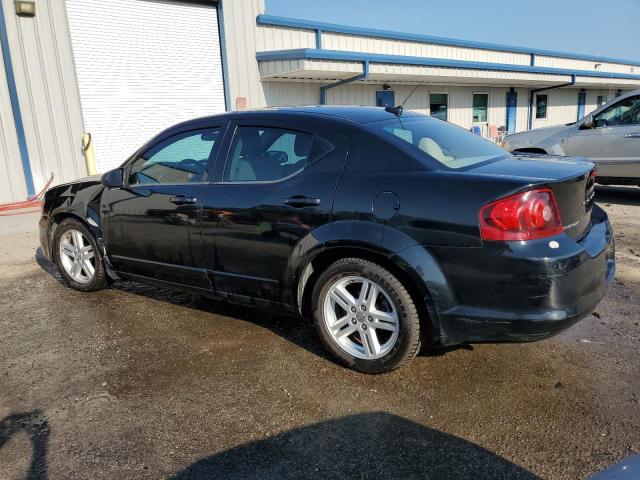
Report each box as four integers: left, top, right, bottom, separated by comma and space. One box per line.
312, 258, 421, 373
53, 218, 109, 292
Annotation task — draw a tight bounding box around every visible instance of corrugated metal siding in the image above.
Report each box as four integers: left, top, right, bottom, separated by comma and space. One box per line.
535, 55, 636, 75
1, 0, 86, 197
0, 41, 27, 204
321, 32, 531, 66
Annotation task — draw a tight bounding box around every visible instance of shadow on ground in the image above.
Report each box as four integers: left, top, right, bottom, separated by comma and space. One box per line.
596, 185, 640, 207
170, 412, 537, 480
0, 410, 49, 480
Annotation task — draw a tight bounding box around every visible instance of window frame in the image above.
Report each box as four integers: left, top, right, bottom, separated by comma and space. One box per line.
472, 92, 489, 124
429, 92, 449, 121
124, 125, 225, 187
219, 122, 328, 185
535, 94, 548, 120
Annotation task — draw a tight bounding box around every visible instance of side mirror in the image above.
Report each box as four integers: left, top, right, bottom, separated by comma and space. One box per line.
580, 114, 595, 130
101, 168, 124, 188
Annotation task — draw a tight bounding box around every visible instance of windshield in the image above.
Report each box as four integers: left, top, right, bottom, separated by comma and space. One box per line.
370, 116, 509, 169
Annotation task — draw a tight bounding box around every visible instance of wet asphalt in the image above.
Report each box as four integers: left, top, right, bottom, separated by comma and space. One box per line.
1, 186, 639, 479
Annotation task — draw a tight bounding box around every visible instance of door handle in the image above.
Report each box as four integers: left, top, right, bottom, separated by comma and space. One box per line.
624, 133, 640, 138
170, 195, 198, 205
283, 195, 321, 208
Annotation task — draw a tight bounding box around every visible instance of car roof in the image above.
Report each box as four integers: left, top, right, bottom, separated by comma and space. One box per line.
176, 105, 424, 131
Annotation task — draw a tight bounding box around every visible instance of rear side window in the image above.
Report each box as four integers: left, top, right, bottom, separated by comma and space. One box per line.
371, 116, 508, 170
224, 126, 334, 182
129, 128, 220, 185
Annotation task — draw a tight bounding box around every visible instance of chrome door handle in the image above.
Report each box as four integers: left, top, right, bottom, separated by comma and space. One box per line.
624, 133, 640, 138
170, 195, 197, 205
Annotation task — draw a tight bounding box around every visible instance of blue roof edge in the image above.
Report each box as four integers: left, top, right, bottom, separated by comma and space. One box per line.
257, 14, 640, 68
256, 48, 640, 81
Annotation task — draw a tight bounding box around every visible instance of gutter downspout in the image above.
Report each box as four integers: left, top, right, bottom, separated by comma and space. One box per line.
319, 61, 369, 105
528, 74, 576, 130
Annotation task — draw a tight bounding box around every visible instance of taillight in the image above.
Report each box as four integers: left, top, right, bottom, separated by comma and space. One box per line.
479, 188, 563, 241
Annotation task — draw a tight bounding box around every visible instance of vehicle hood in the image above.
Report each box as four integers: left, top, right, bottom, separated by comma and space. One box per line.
504, 124, 572, 149
467, 154, 594, 183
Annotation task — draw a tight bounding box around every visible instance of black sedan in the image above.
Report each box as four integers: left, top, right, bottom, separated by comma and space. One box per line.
39, 106, 615, 373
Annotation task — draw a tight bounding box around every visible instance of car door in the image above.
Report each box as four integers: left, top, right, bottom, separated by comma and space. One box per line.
566, 95, 640, 178
102, 125, 225, 288
201, 118, 347, 303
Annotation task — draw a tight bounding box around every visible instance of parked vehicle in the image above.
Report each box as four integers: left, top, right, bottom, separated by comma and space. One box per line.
39, 106, 615, 373
504, 89, 640, 185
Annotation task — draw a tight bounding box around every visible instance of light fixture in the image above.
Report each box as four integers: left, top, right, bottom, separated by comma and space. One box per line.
14, 1, 35, 17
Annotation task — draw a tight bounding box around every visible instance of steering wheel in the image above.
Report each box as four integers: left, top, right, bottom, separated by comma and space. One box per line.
176, 158, 204, 174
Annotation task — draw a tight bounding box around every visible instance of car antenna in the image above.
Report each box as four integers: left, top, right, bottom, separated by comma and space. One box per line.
384, 82, 424, 117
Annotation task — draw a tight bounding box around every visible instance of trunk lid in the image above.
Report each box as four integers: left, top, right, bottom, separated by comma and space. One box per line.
469, 155, 596, 240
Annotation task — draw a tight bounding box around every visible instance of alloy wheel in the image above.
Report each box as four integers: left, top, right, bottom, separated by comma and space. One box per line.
58, 229, 96, 284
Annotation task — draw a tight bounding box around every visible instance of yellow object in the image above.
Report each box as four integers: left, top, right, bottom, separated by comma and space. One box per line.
82, 132, 97, 175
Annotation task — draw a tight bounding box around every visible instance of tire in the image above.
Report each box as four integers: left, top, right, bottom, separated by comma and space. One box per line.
52, 218, 109, 292
312, 258, 421, 373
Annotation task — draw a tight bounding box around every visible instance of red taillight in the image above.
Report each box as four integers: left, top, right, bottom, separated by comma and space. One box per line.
479, 188, 563, 241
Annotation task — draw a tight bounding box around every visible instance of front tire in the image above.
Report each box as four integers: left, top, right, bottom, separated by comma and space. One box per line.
312, 258, 421, 373
52, 218, 109, 292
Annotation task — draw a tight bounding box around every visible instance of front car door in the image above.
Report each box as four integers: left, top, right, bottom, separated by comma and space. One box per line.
201, 118, 347, 303
102, 125, 225, 288
566, 95, 640, 179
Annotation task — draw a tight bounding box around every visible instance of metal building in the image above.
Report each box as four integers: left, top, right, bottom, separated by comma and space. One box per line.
2, 0, 639, 203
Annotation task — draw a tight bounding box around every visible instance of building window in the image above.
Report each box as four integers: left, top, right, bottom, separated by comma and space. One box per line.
472, 93, 488, 123
597, 95, 607, 107
429, 93, 448, 121
535, 94, 548, 119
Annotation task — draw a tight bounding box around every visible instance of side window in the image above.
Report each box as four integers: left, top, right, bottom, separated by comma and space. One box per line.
129, 128, 220, 185
224, 126, 334, 182
594, 96, 640, 127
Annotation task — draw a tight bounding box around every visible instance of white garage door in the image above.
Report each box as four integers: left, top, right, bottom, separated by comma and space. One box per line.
66, 0, 226, 172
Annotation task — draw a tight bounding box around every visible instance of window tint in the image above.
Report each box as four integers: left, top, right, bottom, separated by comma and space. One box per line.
594, 96, 640, 127
225, 127, 333, 182
536, 94, 548, 119
472, 93, 488, 123
129, 128, 219, 185
375, 116, 508, 170
430, 93, 448, 121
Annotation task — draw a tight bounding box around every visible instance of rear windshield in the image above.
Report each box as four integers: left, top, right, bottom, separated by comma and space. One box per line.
370, 116, 509, 169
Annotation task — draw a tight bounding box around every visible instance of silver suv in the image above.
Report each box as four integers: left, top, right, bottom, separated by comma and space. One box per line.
504, 89, 640, 185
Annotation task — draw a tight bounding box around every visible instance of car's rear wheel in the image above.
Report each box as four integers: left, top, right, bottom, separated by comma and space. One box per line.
312, 258, 421, 373
53, 218, 108, 292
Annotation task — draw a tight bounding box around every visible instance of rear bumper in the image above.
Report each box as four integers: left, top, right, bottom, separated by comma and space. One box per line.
431, 205, 615, 345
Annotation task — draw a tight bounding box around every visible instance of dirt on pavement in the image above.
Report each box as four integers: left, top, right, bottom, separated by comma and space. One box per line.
0, 186, 639, 479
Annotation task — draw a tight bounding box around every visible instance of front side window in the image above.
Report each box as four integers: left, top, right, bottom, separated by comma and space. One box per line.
373, 116, 508, 170
429, 93, 448, 121
536, 94, 548, 119
225, 126, 334, 182
472, 93, 488, 123
129, 128, 220, 185
594, 95, 640, 127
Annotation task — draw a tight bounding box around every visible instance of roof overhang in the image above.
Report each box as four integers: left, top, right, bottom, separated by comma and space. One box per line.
257, 49, 640, 89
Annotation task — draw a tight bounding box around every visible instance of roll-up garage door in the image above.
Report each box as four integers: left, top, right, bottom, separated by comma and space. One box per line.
66, 0, 226, 172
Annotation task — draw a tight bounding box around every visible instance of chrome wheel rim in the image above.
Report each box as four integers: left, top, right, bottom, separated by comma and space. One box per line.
58, 229, 96, 284
323, 275, 400, 360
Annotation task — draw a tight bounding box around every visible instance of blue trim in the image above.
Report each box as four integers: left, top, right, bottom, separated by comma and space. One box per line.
0, 0, 35, 196
257, 14, 640, 68
256, 48, 640, 81
319, 61, 369, 104
217, 0, 231, 111
315, 29, 322, 49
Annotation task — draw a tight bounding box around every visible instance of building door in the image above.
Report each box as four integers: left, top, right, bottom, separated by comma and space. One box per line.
577, 91, 587, 120
66, 0, 226, 173
376, 91, 395, 108
506, 90, 517, 133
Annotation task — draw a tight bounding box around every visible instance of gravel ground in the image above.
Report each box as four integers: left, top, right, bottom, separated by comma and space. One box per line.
0, 186, 639, 479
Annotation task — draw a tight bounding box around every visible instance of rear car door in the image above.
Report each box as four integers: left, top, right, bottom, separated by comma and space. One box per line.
201, 118, 347, 302
566, 95, 640, 178
102, 125, 224, 288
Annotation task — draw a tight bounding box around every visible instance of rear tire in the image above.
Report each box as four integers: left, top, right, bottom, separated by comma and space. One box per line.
52, 218, 109, 292
312, 258, 421, 373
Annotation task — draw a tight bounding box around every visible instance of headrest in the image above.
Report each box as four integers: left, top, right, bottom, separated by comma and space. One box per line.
294, 134, 312, 157
238, 128, 262, 156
